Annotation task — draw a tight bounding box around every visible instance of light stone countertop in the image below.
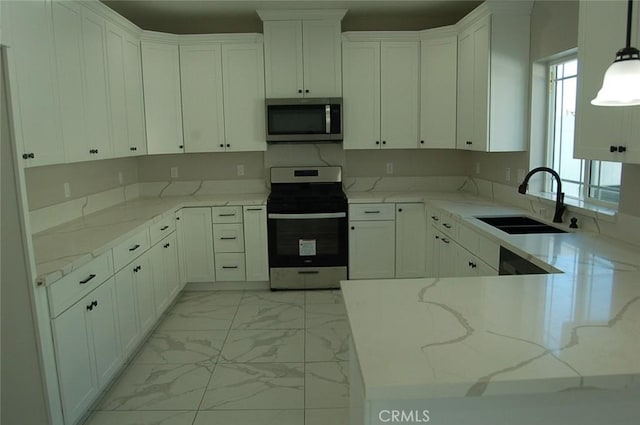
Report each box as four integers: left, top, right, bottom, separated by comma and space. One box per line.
31, 193, 268, 285
341, 197, 640, 401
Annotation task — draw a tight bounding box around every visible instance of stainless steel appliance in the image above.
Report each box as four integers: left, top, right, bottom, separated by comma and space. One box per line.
267, 166, 348, 289
265, 98, 342, 143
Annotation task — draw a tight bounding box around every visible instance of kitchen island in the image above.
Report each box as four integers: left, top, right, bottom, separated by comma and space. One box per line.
343, 254, 640, 424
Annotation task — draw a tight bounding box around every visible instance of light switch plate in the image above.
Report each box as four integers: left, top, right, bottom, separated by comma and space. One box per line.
506, 168, 511, 181
386, 162, 393, 174
237, 164, 245, 176
64, 182, 70, 198
170, 167, 179, 178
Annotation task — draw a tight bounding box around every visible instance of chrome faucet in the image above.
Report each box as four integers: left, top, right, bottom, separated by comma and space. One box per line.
517, 167, 566, 223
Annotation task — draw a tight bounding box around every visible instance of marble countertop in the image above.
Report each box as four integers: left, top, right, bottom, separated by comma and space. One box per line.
341, 198, 640, 400
32, 193, 268, 285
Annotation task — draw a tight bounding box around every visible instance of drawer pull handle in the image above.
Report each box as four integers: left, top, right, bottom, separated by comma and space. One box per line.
164, 243, 170, 248
129, 244, 141, 251
79, 274, 96, 285
298, 270, 319, 275
246, 208, 262, 211
441, 238, 450, 244
364, 211, 380, 214
219, 213, 236, 217
431, 216, 439, 221
220, 237, 237, 240
443, 223, 452, 229
222, 266, 238, 269
160, 225, 169, 231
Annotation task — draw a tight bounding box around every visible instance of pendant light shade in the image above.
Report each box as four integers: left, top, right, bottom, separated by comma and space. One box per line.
591, 0, 640, 106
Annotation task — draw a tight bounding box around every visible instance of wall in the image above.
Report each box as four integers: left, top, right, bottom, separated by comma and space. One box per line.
24, 157, 138, 210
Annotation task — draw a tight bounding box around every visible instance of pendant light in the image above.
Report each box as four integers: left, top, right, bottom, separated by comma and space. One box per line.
591, 0, 640, 106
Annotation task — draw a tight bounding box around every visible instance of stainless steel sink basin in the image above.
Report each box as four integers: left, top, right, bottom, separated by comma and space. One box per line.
475, 216, 567, 235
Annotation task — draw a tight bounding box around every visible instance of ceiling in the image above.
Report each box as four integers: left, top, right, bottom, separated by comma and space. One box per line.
101, 0, 483, 34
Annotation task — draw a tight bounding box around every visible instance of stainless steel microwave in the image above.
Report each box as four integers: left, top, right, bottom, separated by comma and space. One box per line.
265, 98, 343, 143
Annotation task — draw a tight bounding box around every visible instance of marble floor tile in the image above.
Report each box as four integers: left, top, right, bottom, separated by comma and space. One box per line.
231, 303, 304, 330
241, 290, 305, 305
220, 329, 304, 363
305, 290, 344, 305
85, 410, 197, 425
305, 362, 349, 408
176, 290, 244, 308
99, 362, 213, 411
305, 408, 349, 425
305, 304, 348, 329
157, 304, 238, 331
193, 409, 304, 425
305, 328, 350, 362
134, 330, 227, 364
200, 363, 304, 410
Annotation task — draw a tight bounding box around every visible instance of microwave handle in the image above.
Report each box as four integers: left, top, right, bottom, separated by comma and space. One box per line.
325, 105, 331, 134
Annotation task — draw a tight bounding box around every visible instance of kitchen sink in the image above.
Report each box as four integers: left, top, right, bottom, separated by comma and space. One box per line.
475, 216, 567, 235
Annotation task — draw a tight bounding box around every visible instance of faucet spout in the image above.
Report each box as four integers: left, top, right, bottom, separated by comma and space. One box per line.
518, 167, 566, 223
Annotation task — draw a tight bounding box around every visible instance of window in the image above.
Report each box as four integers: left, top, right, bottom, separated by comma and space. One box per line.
546, 57, 621, 205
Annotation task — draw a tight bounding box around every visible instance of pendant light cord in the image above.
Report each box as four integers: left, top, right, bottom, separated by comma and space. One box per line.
627, 0, 634, 48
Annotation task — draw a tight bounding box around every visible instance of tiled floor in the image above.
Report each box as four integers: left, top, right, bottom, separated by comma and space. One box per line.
85, 289, 350, 425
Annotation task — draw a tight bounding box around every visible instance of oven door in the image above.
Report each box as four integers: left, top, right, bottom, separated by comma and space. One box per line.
267, 212, 348, 268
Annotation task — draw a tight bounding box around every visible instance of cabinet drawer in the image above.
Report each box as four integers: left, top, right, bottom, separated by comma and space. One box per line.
212, 206, 243, 223
112, 228, 150, 272
48, 251, 114, 318
150, 213, 175, 245
215, 253, 246, 281
213, 223, 245, 253
458, 222, 499, 269
349, 203, 396, 221
439, 213, 457, 238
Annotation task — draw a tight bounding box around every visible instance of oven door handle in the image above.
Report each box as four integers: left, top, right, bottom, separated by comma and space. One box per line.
268, 212, 346, 219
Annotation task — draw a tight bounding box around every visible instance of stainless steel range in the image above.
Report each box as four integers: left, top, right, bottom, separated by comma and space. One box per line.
267, 166, 348, 290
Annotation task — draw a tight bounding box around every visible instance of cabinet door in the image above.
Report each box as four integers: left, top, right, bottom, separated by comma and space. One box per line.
114, 265, 140, 359
51, 0, 87, 163
456, 27, 475, 149
380, 41, 420, 149
80, 7, 112, 160
181, 208, 215, 282
263, 20, 304, 98
52, 297, 97, 425
142, 41, 184, 154
436, 231, 456, 278
163, 233, 181, 302
243, 206, 270, 281
134, 254, 156, 336
395, 203, 426, 278
105, 23, 130, 157
88, 277, 122, 388
575, 1, 640, 163
302, 20, 342, 97
455, 244, 477, 278
150, 241, 169, 315
471, 17, 490, 152
342, 41, 381, 149
429, 229, 441, 278
348, 220, 395, 279
420, 35, 457, 149
123, 35, 147, 155
180, 44, 225, 153
4, 0, 64, 166
222, 43, 266, 152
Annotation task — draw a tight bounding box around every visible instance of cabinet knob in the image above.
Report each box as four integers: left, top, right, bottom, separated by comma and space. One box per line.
226, 144, 230, 148
375, 141, 380, 145
179, 145, 184, 149
29, 153, 35, 158
86, 304, 93, 311
220, 144, 224, 148
420, 140, 424, 144
610, 145, 618, 152
466, 141, 472, 145
130, 147, 135, 151
298, 89, 303, 94
351, 226, 355, 230
22, 153, 29, 159
305, 89, 309, 93
618, 145, 627, 152
382, 141, 386, 145
398, 208, 403, 212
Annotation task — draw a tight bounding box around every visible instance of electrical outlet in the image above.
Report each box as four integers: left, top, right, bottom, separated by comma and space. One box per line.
170, 167, 179, 178
386, 162, 393, 174
505, 168, 511, 182
64, 182, 70, 198
237, 164, 245, 177
476, 162, 481, 174
517, 169, 526, 182
118, 171, 124, 185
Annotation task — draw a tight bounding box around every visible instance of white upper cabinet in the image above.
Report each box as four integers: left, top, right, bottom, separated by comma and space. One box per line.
221, 42, 266, 152
3, 0, 64, 167
260, 10, 346, 98
180, 43, 226, 153
575, 0, 640, 164
342, 36, 419, 150
106, 22, 146, 157
419, 28, 457, 149
456, 3, 531, 152
141, 37, 184, 154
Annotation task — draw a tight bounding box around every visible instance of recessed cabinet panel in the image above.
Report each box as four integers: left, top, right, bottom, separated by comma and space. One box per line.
302, 20, 342, 97
114, 264, 141, 359
395, 203, 426, 278
106, 24, 129, 157
263, 21, 304, 98
123, 36, 147, 155
214, 223, 245, 253
181, 208, 216, 282
348, 220, 395, 279
90, 278, 121, 388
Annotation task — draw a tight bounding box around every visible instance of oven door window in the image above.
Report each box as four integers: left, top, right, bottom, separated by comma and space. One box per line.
268, 105, 327, 135
268, 217, 347, 267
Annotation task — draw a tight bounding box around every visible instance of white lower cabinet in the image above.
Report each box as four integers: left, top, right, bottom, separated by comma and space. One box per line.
114, 263, 141, 360
134, 254, 156, 336
432, 229, 456, 278
349, 220, 395, 279
180, 208, 216, 282
215, 252, 247, 281
243, 206, 270, 281
150, 232, 180, 315
395, 203, 427, 278
52, 277, 121, 425
455, 244, 498, 277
